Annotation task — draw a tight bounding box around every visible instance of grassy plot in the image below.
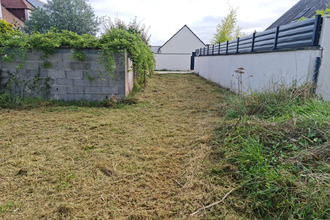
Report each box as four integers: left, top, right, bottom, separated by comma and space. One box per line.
211, 85, 330, 219
0, 74, 241, 219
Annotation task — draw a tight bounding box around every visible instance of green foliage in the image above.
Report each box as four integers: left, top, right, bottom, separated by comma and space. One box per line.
214, 85, 330, 219
100, 26, 154, 85
297, 1, 330, 22
101, 17, 151, 44
316, 1, 330, 16
0, 93, 138, 109
3, 68, 51, 98
0, 20, 13, 34
25, 0, 100, 35
0, 23, 153, 96
212, 7, 245, 44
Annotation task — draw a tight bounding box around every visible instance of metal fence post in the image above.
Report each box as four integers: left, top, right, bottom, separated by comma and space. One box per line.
273, 26, 280, 50
212, 45, 215, 55
226, 41, 229, 54
236, 38, 240, 53
218, 43, 221, 55
251, 32, 256, 52
312, 15, 322, 46
207, 45, 210, 55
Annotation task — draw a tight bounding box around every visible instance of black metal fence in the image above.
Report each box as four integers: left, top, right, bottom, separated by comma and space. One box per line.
196, 15, 323, 56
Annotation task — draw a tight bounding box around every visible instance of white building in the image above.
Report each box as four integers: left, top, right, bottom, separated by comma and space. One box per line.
153, 25, 205, 71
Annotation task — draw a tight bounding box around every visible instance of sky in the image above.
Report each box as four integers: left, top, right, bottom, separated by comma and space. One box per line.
44, 0, 301, 46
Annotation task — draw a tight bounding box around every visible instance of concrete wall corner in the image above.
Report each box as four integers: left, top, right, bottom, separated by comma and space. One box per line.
317, 15, 330, 101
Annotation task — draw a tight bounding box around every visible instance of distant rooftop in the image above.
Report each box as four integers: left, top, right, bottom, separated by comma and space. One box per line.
267, 0, 328, 30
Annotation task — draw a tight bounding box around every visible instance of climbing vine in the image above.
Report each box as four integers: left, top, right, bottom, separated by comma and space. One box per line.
0, 27, 154, 96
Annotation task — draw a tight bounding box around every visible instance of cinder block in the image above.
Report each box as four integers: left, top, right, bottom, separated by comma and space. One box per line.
56, 48, 73, 54
70, 62, 90, 71
48, 69, 65, 79
26, 52, 43, 61
65, 70, 84, 79
86, 54, 99, 62
59, 62, 71, 70
73, 79, 90, 87
56, 78, 73, 86
90, 62, 106, 71
74, 94, 87, 100
101, 87, 119, 94
84, 49, 99, 55
40, 70, 48, 78
67, 86, 84, 94
89, 79, 108, 87
84, 70, 102, 79
50, 86, 67, 95
118, 86, 126, 96
2, 62, 22, 70
107, 80, 123, 87
61, 53, 73, 62
24, 61, 41, 70
85, 87, 102, 94
90, 95, 104, 101
58, 94, 74, 101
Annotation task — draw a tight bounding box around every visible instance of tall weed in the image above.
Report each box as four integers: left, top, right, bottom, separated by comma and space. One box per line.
215, 84, 330, 219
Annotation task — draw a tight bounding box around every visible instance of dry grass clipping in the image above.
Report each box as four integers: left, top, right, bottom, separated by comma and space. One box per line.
0, 74, 237, 219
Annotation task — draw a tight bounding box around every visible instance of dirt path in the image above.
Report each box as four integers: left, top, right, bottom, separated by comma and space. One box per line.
0, 74, 228, 219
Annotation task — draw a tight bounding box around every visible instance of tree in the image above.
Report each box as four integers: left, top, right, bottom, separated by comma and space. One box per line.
25, 0, 99, 35
101, 16, 151, 45
212, 7, 245, 44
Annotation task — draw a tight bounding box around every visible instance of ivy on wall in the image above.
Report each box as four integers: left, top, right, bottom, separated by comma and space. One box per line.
0, 22, 155, 97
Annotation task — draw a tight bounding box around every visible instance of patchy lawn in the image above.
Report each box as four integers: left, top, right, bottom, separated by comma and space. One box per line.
0, 74, 238, 219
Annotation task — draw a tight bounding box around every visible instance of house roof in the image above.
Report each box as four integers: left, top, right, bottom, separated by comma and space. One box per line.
26, 0, 45, 8
1, 0, 30, 9
1, 6, 24, 27
267, 0, 328, 30
159, 25, 205, 50
151, 46, 161, 53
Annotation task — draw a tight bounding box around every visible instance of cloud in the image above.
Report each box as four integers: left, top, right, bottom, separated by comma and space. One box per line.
90, 0, 299, 45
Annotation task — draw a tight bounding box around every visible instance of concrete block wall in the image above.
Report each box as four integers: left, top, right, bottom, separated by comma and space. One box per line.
0, 48, 133, 101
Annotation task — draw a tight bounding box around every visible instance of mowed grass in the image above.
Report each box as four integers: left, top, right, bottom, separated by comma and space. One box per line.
0, 74, 235, 219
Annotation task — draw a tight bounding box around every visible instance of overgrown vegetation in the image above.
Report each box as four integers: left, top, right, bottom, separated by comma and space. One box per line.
25, 0, 100, 35
212, 6, 245, 44
0, 20, 154, 97
297, 0, 330, 21
0, 20, 14, 34
0, 93, 138, 109
212, 85, 329, 219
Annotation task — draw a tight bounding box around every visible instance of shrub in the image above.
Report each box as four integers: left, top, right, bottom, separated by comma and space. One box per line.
0, 20, 13, 34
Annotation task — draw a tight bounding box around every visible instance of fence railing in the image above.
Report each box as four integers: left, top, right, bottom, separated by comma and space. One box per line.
196, 15, 323, 56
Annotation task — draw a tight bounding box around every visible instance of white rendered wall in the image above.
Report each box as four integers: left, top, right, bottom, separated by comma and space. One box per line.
154, 54, 191, 71
317, 15, 330, 101
194, 50, 321, 94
